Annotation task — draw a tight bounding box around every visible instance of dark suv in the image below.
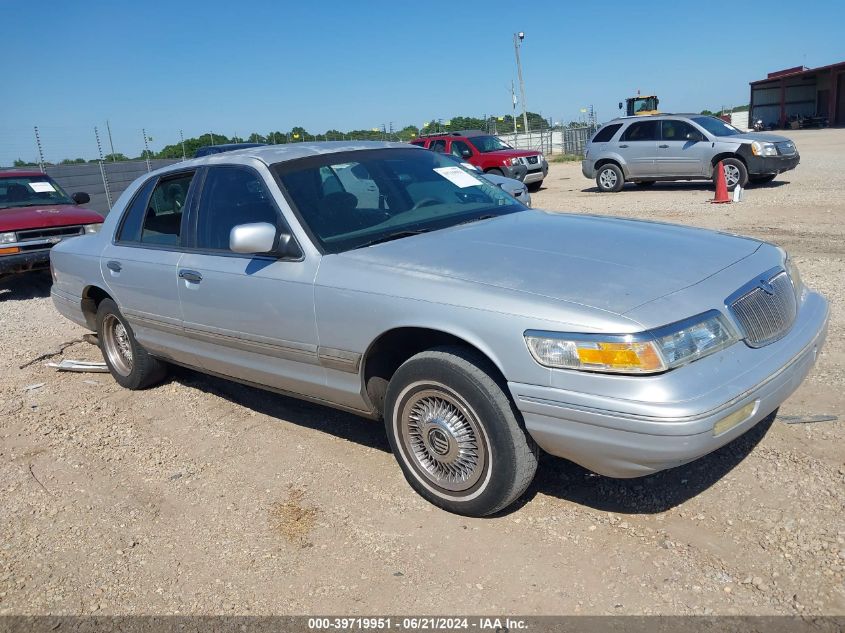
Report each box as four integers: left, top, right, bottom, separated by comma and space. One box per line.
411, 130, 547, 190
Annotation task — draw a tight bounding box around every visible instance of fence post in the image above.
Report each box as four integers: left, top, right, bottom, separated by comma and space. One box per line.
142, 129, 152, 172
33, 126, 45, 173
94, 126, 113, 212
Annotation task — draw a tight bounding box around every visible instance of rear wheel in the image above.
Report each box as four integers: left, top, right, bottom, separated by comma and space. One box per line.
384, 346, 538, 516
749, 174, 776, 185
596, 164, 624, 192
717, 158, 748, 191
97, 299, 167, 390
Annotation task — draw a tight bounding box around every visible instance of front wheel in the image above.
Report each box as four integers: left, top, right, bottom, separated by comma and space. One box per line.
527, 180, 543, 192
384, 346, 538, 516
485, 168, 504, 177
717, 158, 748, 191
596, 164, 624, 192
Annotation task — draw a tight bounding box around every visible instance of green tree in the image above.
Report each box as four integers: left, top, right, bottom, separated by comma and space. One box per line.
13, 158, 39, 167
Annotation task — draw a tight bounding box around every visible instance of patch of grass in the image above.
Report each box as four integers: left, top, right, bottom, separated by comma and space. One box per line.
270, 487, 318, 547
549, 154, 583, 163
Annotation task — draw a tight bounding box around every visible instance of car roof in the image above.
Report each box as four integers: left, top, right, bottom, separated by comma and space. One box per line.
607, 113, 710, 123
154, 141, 420, 175
0, 169, 48, 178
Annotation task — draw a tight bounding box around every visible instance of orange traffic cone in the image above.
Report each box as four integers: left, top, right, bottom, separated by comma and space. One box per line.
711, 160, 731, 204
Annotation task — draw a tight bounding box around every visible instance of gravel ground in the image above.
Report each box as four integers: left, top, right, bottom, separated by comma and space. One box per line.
0, 129, 843, 616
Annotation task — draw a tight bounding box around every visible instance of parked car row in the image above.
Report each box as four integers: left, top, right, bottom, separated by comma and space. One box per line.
48, 141, 828, 516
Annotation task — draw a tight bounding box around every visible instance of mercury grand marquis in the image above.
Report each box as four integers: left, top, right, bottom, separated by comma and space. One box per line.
50, 142, 829, 516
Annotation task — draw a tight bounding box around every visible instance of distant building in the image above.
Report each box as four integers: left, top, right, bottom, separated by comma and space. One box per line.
749, 61, 845, 126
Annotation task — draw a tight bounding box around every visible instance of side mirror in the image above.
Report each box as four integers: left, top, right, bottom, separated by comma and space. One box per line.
72, 192, 90, 205
230, 222, 302, 258
461, 149, 472, 158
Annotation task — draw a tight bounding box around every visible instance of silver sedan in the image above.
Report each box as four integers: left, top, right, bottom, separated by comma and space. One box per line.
50, 142, 828, 516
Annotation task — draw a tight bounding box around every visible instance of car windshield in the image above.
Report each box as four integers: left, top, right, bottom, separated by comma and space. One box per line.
0, 176, 74, 209
468, 135, 513, 153
691, 116, 742, 137
273, 148, 526, 253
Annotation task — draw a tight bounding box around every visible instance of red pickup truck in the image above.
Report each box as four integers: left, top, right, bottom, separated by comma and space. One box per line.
0, 170, 103, 279
410, 130, 548, 190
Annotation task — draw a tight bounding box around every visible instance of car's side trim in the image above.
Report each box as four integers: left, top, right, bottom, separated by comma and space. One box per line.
317, 346, 362, 373
123, 310, 183, 335
181, 323, 320, 365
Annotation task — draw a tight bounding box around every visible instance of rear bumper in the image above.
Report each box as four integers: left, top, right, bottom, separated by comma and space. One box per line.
581, 160, 595, 179
509, 291, 828, 478
747, 153, 800, 176
0, 250, 50, 275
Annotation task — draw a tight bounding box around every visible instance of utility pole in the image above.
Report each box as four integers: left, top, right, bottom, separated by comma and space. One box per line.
511, 80, 518, 134
106, 120, 116, 161
179, 129, 187, 160
513, 32, 529, 134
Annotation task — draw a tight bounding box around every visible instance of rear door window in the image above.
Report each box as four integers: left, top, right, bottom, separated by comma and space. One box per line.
140, 172, 194, 246
591, 123, 622, 143
620, 121, 659, 142
430, 139, 447, 153
116, 177, 158, 243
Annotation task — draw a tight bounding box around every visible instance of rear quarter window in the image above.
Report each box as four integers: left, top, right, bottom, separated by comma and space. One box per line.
591, 123, 622, 143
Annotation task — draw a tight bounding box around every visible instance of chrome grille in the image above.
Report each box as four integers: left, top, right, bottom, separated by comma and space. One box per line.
728, 270, 797, 348
17, 225, 84, 241
775, 141, 796, 156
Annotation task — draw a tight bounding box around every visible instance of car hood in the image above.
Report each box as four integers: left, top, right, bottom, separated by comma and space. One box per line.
339, 210, 761, 315
0, 204, 103, 232
727, 132, 794, 144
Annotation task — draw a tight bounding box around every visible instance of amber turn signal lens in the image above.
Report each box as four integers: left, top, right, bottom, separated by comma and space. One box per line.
0, 247, 21, 255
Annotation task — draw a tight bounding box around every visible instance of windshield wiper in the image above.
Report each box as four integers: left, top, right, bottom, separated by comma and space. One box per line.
456, 213, 498, 226
355, 229, 431, 248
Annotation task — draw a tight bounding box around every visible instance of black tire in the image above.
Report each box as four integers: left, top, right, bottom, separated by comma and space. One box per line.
635, 180, 656, 187
595, 164, 624, 192
749, 174, 776, 185
527, 180, 543, 192
486, 168, 504, 176
715, 157, 748, 191
96, 298, 167, 390
384, 346, 538, 517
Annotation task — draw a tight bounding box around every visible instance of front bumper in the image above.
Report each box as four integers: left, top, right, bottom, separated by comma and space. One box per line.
747, 153, 800, 176
0, 249, 50, 275
509, 290, 829, 478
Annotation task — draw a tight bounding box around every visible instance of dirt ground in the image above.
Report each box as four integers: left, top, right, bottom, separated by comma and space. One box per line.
1, 129, 843, 616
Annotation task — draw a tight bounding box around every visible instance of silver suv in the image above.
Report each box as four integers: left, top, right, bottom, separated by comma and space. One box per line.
582, 114, 800, 192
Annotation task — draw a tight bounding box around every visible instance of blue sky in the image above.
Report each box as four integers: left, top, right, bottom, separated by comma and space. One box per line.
1, 0, 842, 164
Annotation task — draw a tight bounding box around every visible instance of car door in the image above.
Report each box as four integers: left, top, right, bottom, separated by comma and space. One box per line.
657, 119, 710, 176
100, 170, 197, 363
176, 164, 325, 398
616, 120, 659, 177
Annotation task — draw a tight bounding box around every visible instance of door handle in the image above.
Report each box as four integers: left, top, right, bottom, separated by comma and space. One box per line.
659, 144, 669, 148
106, 260, 122, 273
178, 269, 203, 283
618, 144, 629, 148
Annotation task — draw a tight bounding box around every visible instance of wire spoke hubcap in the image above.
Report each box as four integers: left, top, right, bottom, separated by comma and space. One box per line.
400, 388, 487, 492
103, 314, 133, 376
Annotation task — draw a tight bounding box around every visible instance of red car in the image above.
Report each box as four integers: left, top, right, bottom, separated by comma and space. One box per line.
0, 170, 103, 279
410, 130, 548, 190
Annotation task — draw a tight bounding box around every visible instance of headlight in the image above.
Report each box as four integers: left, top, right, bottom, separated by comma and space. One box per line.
506, 157, 521, 166
0, 232, 16, 244
525, 311, 737, 374
751, 141, 777, 157
84, 223, 103, 234
784, 254, 805, 301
